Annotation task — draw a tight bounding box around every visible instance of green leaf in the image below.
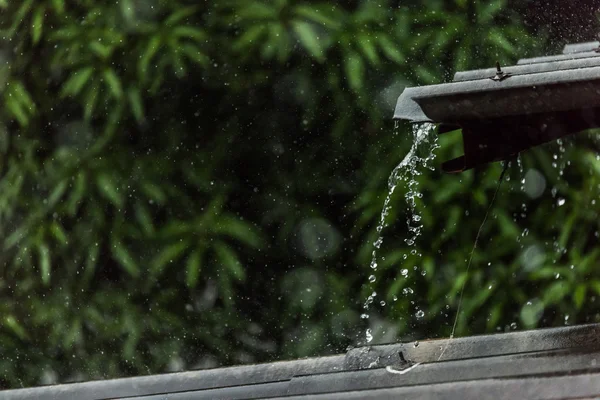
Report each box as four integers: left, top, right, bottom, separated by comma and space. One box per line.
96, 173, 124, 208
47, 180, 68, 208
139, 35, 161, 80
165, 6, 198, 26
519, 300, 544, 328
488, 28, 517, 56
574, 284, 587, 310
89, 41, 112, 60
11, 81, 36, 113
487, 303, 503, 331
185, 247, 204, 288
135, 202, 154, 235
357, 34, 379, 65
172, 26, 207, 42
51, 0, 64, 14
61, 67, 94, 98
233, 25, 266, 52
292, 21, 325, 62
103, 69, 124, 99
4, 315, 28, 340
63, 319, 82, 348
212, 215, 264, 249
180, 44, 209, 66
151, 241, 190, 277
7, 0, 33, 37
543, 282, 570, 305
38, 243, 51, 285
344, 50, 364, 91
83, 83, 100, 121
127, 88, 145, 124
119, 0, 134, 22
295, 5, 341, 29
67, 172, 87, 216
5, 96, 28, 126
50, 221, 68, 246
83, 244, 100, 285
215, 242, 245, 281
31, 6, 44, 44
454, 39, 471, 72
234, 3, 276, 21
477, 0, 506, 24
141, 182, 167, 204
111, 238, 140, 277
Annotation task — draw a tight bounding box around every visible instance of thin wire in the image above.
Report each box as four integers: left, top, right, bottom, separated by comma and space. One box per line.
437, 160, 510, 362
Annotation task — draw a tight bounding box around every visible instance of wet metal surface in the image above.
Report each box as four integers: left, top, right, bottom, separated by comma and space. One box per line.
394, 39, 600, 172
3, 324, 600, 399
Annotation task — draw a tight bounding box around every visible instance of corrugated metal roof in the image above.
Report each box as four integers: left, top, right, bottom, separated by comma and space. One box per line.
562, 40, 599, 54
2, 324, 600, 399
394, 39, 600, 172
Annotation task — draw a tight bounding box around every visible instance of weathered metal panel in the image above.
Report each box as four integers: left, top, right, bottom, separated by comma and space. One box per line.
453, 56, 600, 82
517, 51, 600, 64
2, 324, 599, 399
563, 41, 599, 54
395, 67, 600, 122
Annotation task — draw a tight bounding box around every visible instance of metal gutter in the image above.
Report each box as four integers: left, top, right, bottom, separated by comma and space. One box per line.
395, 67, 600, 123
394, 39, 600, 172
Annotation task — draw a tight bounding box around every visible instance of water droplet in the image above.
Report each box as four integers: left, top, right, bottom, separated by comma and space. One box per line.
361, 313, 369, 319
366, 329, 373, 343
557, 198, 565, 206
363, 123, 438, 337
510, 322, 517, 330
415, 310, 425, 319
413, 341, 419, 348
368, 275, 376, 283
380, 300, 386, 306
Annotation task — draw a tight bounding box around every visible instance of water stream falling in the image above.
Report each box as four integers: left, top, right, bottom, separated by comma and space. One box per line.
363, 122, 439, 343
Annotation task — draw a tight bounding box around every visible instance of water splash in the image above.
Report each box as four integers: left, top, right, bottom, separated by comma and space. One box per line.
363, 122, 438, 343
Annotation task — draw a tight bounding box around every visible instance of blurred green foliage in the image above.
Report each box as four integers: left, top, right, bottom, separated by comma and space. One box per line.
0, 0, 598, 389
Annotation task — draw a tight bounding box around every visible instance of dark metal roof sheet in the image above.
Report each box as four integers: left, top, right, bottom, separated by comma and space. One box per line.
2, 324, 600, 399
517, 51, 600, 64
563, 41, 599, 54
394, 39, 600, 172
453, 56, 600, 82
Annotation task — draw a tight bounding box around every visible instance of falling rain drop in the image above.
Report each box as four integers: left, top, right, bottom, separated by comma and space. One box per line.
362, 123, 438, 342
366, 329, 373, 343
